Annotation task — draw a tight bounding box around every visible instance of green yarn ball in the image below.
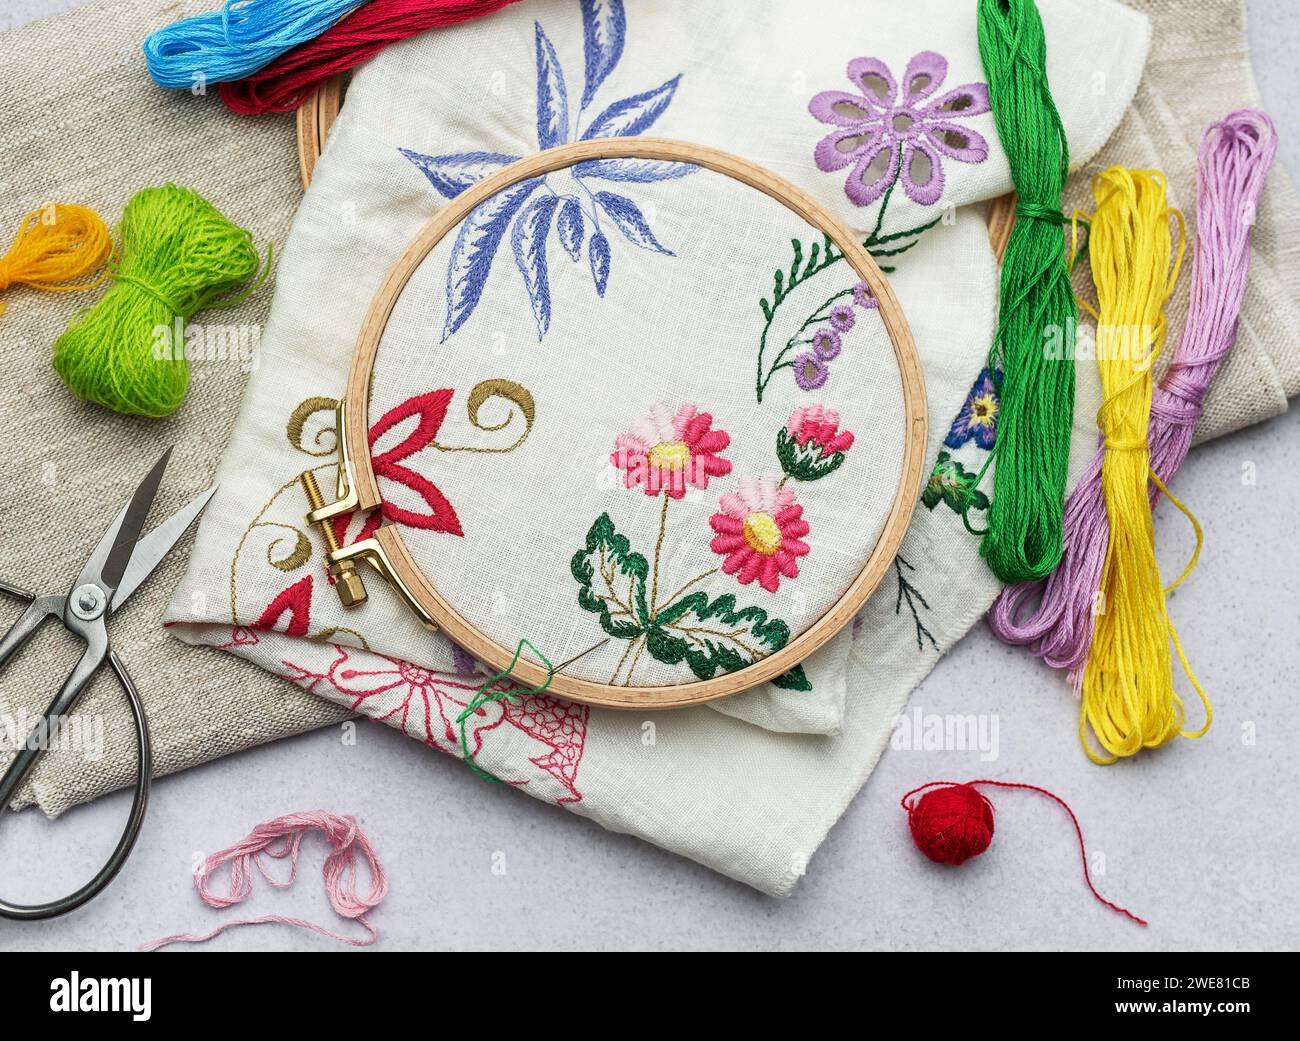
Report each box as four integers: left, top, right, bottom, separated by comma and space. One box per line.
52, 184, 263, 419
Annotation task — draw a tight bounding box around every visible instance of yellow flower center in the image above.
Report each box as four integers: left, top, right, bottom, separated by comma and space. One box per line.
742, 512, 783, 556
971, 394, 998, 426
647, 440, 690, 471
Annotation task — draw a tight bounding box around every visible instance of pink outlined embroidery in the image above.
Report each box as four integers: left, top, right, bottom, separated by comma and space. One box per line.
271, 644, 590, 804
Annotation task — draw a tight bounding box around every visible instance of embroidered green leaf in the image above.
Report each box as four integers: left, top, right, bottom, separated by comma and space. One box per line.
922, 451, 990, 515
649, 591, 791, 681
895, 555, 938, 653
571, 513, 650, 639
776, 427, 847, 482
772, 664, 812, 692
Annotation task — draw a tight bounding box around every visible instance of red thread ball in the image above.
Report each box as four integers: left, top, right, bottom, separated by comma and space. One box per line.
905, 783, 995, 865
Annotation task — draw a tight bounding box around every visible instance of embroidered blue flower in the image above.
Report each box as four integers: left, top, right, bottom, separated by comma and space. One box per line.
944, 367, 1001, 450
399, 0, 694, 342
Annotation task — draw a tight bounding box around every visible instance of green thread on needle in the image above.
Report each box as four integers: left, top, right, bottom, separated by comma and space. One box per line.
456, 640, 554, 784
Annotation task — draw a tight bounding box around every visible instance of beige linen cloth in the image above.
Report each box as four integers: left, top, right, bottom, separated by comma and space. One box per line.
0, 0, 348, 817
0, 0, 1296, 824
1064, 0, 1300, 439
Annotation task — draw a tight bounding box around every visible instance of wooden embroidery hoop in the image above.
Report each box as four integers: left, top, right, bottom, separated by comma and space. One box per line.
306, 136, 929, 709
294, 74, 1020, 258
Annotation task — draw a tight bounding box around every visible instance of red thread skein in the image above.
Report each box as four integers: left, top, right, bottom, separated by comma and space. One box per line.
219, 0, 522, 115
901, 780, 1148, 926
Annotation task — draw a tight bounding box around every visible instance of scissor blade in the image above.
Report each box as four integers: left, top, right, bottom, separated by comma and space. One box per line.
75, 448, 173, 600
111, 485, 217, 613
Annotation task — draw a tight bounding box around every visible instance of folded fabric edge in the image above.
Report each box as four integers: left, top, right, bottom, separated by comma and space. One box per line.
1059, 0, 1154, 171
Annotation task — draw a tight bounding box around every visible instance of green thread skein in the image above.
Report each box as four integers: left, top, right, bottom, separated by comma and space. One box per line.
52, 184, 264, 419
975, 0, 1077, 583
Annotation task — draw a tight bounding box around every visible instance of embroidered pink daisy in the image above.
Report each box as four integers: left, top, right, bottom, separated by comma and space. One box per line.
612, 402, 732, 498
709, 476, 811, 593
787, 405, 855, 455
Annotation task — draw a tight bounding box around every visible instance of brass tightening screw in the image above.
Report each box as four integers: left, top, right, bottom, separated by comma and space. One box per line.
300, 471, 368, 607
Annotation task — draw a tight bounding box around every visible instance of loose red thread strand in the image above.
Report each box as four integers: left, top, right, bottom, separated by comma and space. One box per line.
901, 780, 1147, 927
219, 0, 522, 114
141, 810, 387, 950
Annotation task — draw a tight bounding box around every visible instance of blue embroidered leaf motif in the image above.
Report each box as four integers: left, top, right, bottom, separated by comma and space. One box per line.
574, 158, 697, 183
579, 0, 626, 110
557, 197, 585, 261
399, 149, 521, 200
589, 232, 611, 296
442, 178, 542, 341
534, 23, 570, 150
511, 194, 559, 340
405, 4, 686, 339
594, 191, 673, 255
580, 75, 681, 139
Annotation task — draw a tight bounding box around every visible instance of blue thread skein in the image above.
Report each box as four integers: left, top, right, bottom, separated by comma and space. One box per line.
144, 0, 364, 90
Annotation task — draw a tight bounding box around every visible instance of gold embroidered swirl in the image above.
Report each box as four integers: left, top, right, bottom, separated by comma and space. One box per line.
286, 396, 340, 457
431, 379, 535, 454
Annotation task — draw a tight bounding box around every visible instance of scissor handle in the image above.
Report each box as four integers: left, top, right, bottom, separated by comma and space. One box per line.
0, 583, 153, 920
0, 591, 63, 675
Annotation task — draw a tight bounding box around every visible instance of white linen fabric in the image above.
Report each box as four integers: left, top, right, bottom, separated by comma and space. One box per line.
164, 0, 1148, 893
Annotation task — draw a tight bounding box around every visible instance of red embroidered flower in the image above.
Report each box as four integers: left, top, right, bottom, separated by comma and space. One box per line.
334, 389, 463, 546
709, 476, 811, 593
611, 402, 732, 498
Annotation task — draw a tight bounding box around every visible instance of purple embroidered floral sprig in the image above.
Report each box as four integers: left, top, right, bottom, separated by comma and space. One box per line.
400, 0, 695, 341
752, 177, 936, 402
759, 277, 878, 398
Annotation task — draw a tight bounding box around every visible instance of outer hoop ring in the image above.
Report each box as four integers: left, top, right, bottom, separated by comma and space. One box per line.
343, 137, 928, 709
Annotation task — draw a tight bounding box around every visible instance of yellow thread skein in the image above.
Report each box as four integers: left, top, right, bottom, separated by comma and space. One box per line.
0, 204, 112, 316
1079, 167, 1210, 764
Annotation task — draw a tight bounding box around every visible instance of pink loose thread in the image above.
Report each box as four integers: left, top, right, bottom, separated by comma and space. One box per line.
141, 811, 387, 951
987, 109, 1277, 668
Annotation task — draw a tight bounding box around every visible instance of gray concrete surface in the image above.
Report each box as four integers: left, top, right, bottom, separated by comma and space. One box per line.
0, 0, 1297, 951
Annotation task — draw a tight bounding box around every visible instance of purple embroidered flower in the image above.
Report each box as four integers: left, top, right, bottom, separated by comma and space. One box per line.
809, 51, 990, 208
944, 367, 1001, 450
812, 327, 841, 360
829, 303, 856, 332
793, 351, 829, 390
853, 281, 878, 310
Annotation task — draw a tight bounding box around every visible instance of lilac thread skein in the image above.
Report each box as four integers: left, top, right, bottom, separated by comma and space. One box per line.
987, 109, 1277, 668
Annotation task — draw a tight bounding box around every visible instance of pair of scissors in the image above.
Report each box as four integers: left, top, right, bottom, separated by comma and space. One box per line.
0, 448, 215, 920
